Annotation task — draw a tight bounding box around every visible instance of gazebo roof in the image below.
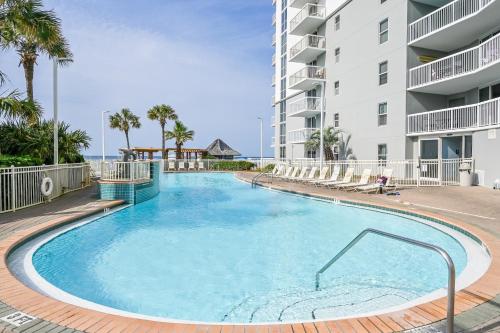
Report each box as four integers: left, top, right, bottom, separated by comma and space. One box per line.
206, 139, 241, 157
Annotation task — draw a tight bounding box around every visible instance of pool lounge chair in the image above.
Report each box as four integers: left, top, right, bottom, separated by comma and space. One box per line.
168, 162, 176, 171
290, 167, 309, 182
306, 166, 329, 184
299, 167, 318, 182
354, 168, 393, 193
178, 162, 186, 171
334, 169, 372, 190
322, 167, 355, 187
282, 166, 300, 180
188, 162, 196, 171
272, 165, 285, 177
314, 165, 342, 186
198, 162, 205, 171
278, 166, 294, 179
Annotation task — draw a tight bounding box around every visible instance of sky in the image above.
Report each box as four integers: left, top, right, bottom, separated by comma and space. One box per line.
0, 0, 275, 157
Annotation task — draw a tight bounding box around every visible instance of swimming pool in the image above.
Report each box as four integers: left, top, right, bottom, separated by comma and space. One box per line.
11, 173, 490, 323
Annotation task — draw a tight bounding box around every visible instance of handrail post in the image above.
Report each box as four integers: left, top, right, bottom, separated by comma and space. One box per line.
315, 228, 455, 333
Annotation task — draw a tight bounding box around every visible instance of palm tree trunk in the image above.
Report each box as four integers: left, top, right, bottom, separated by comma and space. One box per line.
125, 131, 130, 149
324, 147, 334, 161
161, 124, 166, 159
176, 143, 182, 160
22, 57, 36, 101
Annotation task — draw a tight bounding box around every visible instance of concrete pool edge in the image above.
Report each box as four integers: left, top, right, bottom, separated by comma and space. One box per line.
0, 175, 498, 332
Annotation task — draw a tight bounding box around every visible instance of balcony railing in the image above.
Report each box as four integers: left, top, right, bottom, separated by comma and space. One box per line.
289, 66, 326, 90
271, 115, 276, 127
288, 97, 321, 117
408, 33, 500, 89
272, 13, 276, 26
272, 74, 276, 87
408, 0, 493, 43
290, 4, 325, 35
290, 35, 326, 62
288, 128, 317, 143
272, 95, 276, 106
407, 97, 500, 135
272, 53, 276, 66
271, 137, 276, 148
272, 33, 276, 46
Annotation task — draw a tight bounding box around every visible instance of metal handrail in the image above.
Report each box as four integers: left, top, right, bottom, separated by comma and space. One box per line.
251, 171, 270, 188
315, 228, 456, 333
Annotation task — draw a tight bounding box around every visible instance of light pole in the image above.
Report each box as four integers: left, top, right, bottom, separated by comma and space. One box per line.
257, 117, 263, 168
52, 57, 70, 165
101, 111, 111, 161
319, 81, 326, 170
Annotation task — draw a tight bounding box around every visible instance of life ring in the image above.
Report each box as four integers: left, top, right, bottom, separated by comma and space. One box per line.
41, 177, 54, 197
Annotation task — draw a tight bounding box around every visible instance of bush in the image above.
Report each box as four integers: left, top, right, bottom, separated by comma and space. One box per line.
210, 161, 256, 171
262, 164, 275, 172
0, 155, 43, 168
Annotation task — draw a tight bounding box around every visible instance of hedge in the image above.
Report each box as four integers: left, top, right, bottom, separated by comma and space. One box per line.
210, 161, 256, 171
0, 155, 43, 168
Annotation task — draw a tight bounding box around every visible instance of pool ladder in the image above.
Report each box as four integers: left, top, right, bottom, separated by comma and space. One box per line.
315, 228, 456, 333
251, 172, 270, 188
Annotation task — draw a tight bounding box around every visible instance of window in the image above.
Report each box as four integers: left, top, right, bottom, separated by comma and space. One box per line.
479, 87, 490, 102
378, 144, 387, 166
335, 48, 340, 63
307, 149, 317, 159
378, 102, 387, 126
379, 61, 388, 85
280, 147, 286, 159
334, 15, 340, 31
334, 81, 340, 95
379, 18, 389, 44
334, 113, 340, 128
306, 117, 317, 128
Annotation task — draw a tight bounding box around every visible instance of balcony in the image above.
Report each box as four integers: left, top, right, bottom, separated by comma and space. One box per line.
271, 137, 276, 148
407, 97, 500, 135
272, 95, 276, 106
290, 35, 326, 63
408, 0, 500, 52
289, 0, 311, 8
272, 53, 276, 67
408, 34, 500, 94
272, 33, 276, 46
272, 13, 276, 26
290, 4, 325, 36
289, 66, 326, 91
288, 128, 317, 143
272, 74, 276, 87
271, 115, 276, 127
288, 97, 321, 117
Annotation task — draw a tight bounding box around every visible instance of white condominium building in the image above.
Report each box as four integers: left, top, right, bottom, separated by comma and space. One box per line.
271, 0, 500, 186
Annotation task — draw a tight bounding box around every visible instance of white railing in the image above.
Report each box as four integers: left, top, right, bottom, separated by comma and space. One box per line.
272, 74, 276, 87
271, 115, 276, 127
272, 95, 276, 106
287, 128, 317, 143
100, 161, 151, 182
288, 97, 321, 117
408, 0, 494, 43
284, 158, 474, 187
271, 137, 276, 148
272, 33, 276, 46
163, 159, 275, 172
290, 35, 326, 59
409, 33, 500, 88
289, 66, 326, 88
272, 53, 276, 66
0, 163, 91, 213
408, 97, 500, 134
290, 4, 326, 33
272, 13, 276, 26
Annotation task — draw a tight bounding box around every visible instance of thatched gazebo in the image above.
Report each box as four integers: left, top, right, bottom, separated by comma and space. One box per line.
206, 139, 241, 160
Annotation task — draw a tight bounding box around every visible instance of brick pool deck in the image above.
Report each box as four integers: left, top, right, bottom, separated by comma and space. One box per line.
0, 179, 499, 332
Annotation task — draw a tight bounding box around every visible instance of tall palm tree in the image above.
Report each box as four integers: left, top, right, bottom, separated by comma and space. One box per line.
337, 132, 356, 160
109, 108, 141, 150
1, 0, 72, 101
147, 104, 177, 159
0, 90, 41, 123
165, 121, 194, 159
305, 126, 341, 161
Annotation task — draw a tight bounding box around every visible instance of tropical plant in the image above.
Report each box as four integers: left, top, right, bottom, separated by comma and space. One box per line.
305, 126, 342, 161
147, 104, 177, 159
0, 90, 41, 123
1, 0, 72, 101
109, 108, 141, 149
165, 120, 194, 159
210, 161, 255, 171
0, 120, 90, 164
337, 132, 356, 160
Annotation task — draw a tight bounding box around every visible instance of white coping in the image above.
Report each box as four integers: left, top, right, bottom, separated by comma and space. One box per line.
7, 180, 492, 326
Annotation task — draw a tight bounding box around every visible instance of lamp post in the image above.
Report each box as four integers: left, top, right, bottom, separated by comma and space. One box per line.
101, 111, 111, 161
319, 81, 326, 170
52, 57, 71, 165
257, 117, 263, 168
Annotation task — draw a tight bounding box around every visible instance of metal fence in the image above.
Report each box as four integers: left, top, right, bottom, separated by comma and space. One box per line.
0, 163, 91, 213
100, 161, 151, 182
283, 158, 474, 187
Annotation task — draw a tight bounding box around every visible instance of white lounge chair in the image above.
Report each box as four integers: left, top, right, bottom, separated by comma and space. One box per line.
278, 166, 293, 179
188, 162, 196, 171
272, 165, 284, 177
314, 165, 341, 185
178, 162, 186, 171
355, 168, 393, 192
282, 166, 300, 180
198, 161, 205, 171
306, 166, 329, 183
291, 167, 309, 182
300, 167, 318, 182
168, 162, 176, 171
322, 167, 355, 187
335, 169, 372, 190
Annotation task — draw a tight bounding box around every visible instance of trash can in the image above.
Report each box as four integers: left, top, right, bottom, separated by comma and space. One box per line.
459, 162, 473, 187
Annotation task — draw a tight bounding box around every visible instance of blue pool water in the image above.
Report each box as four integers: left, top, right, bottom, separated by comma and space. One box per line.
32, 173, 467, 323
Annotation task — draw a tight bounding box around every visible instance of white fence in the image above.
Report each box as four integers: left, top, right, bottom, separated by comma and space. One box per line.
408, 97, 500, 134
282, 158, 474, 187
408, 0, 493, 43
100, 161, 151, 182
163, 159, 276, 172
409, 33, 500, 88
0, 163, 91, 213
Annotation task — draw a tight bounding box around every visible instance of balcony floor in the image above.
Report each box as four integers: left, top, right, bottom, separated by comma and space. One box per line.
408, 60, 500, 95
409, 0, 500, 52
290, 17, 325, 36
288, 109, 321, 118
289, 78, 326, 91
290, 47, 326, 63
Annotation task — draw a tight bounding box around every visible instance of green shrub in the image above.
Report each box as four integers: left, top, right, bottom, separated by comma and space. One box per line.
0, 154, 43, 168
262, 164, 275, 172
210, 161, 256, 171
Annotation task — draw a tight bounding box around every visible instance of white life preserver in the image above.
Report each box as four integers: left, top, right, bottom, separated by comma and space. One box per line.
41, 177, 54, 197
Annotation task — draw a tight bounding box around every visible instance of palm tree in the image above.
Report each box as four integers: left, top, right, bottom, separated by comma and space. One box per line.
305, 127, 341, 161
109, 108, 141, 150
0, 90, 41, 123
165, 121, 194, 159
147, 104, 177, 159
1, 0, 72, 101
337, 132, 356, 160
